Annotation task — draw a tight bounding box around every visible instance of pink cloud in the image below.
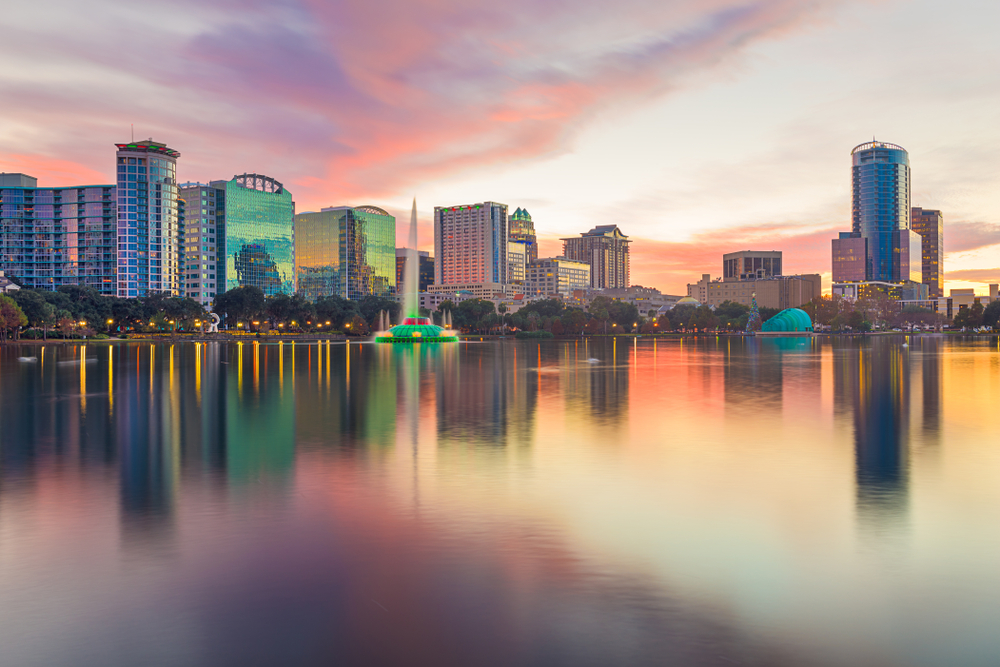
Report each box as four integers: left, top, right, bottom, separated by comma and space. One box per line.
0, 0, 839, 211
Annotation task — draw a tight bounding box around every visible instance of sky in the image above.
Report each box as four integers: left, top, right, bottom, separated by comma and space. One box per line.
1, 0, 998, 295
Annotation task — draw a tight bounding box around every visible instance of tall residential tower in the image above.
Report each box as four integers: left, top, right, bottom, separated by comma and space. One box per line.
115, 140, 181, 297
433, 202, 508, 289
561, 225, 631, 289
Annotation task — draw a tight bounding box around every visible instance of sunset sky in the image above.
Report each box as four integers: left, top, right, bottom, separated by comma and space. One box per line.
2, 0, 997, 294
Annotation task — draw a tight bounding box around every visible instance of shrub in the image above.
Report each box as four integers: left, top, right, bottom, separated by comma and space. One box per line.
515, 330, 554, 340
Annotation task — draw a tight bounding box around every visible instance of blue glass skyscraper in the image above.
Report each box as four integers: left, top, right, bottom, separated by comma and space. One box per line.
115, 140, 181, 297
851, 141, 911, 282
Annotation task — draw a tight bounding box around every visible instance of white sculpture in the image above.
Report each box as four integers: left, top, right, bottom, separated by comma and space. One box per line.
207, 312, 221, 334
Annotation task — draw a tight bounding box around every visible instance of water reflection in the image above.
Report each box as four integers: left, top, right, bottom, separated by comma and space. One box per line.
1, 337, 997, 666
834, 338, 911, 531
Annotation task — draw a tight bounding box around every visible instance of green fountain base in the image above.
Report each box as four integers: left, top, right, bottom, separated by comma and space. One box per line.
375, 317, 458, 343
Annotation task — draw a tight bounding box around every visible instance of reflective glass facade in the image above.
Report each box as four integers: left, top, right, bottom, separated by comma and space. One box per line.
893, 229, 922, 285
115, 141, 180, 297
222, 175, 294, 296
294, 205, 395, 301
0, 177, 118, 293
851, 141, 910, 282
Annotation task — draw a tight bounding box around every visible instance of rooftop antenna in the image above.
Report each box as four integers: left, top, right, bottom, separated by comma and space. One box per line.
131, 124, 134, 142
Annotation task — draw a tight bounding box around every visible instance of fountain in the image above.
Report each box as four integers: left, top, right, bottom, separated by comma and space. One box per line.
376, 199, 458, 343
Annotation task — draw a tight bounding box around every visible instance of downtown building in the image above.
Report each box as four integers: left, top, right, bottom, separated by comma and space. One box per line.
179, 174, 295, 304
0, 173, 118, 294
831, 141, 924, 299
687, 250, 820, 310
561, 225, 631, 289
911, 207, 944, 298
178, 181, 225, 305
508, 207, 538, 289
395, 248, 433, 294
115, 140, 182, 297
525, 257, 590, 296
432, 201, 509, 296
295, 205, 395, 301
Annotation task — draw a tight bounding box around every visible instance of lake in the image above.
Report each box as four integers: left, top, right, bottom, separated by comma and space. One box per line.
0, 336, 998, 666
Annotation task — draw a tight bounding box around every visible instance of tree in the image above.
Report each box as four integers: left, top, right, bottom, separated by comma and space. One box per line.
983, 300, 1000, 329
953, 302, 984, 329
358, 295, 400, 327
561, 308, 588, 335
315, 294, 359, 329
344, 313, 369, 336
10, 290, 56, 339
0, 295, 28, 342
213, 286, 265, 328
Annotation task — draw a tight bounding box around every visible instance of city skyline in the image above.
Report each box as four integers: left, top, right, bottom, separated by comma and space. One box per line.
1, 0, 998, 295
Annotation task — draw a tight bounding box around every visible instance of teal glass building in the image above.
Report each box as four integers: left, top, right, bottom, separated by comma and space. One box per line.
294, 205, 395, 301
220, 174, 295, 296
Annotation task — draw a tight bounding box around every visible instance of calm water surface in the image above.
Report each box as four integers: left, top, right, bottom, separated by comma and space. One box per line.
0, 337, 999, 666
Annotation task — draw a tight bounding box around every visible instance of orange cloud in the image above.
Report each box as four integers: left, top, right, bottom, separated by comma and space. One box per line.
0, 154, 110, 187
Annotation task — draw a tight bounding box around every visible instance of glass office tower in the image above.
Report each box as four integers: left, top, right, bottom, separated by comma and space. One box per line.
0, 173, 117, 293
851, 141, 911, 282
295, 205, 395, 301
220, 174, 294, 296
115, 140, 180, 297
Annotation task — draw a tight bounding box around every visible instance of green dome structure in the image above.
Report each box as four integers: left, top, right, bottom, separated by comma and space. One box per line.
761, 308, 813, 334
375, 317, 458, 343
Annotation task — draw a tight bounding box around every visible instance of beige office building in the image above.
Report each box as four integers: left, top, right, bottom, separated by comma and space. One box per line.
688, 273, 822, 310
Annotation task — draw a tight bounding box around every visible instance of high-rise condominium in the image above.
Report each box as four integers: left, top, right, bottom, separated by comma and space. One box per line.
561, 225, 630, 289
221, 174, 295, 295
832, 141, 921, 284
0, 173, 117, 293
434, 202, 508, 286
178, 182, 226, 305
911, 207, 944, 298
115, 140, 181, 297
294, 205, 395, 300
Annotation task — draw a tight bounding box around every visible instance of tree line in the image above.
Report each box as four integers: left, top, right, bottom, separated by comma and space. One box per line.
3, 285, 999, 342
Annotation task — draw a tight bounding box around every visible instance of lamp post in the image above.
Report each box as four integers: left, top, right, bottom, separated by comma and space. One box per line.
106, 318, 114, 335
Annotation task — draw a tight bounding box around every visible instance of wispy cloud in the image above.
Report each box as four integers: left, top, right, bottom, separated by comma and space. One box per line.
946, 222, 1000, 253
0, 0, 839, 210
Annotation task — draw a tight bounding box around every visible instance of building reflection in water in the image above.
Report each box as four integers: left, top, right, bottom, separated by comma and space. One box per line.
835, 338, 920, 533
918, 337, 942, 448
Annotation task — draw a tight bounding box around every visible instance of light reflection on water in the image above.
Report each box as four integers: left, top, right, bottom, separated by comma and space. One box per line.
0, 337, 999, 666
